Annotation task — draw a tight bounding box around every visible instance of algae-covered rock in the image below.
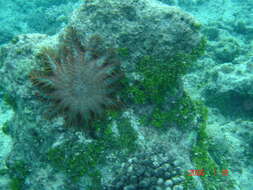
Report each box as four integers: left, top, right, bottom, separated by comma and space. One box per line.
0, 0, 204, 189
71, 0, 202, 64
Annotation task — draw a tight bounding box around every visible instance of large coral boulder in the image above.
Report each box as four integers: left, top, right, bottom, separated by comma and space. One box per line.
71, 0, 202, 62
0, 0, 203, 189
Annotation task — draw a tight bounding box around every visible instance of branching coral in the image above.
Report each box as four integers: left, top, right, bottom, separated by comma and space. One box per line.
31, 27, 123, 131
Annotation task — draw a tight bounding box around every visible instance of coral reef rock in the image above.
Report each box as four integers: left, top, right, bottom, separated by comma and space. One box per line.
105, 150, 185, 190
71, 0, 202, 63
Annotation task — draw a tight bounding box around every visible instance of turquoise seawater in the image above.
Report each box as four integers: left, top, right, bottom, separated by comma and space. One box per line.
0, 0, 252, 190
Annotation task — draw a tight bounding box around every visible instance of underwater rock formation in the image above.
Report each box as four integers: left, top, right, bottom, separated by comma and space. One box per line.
203, 61, 253, 117
0, 0, 204, 189
71, 0, 202, 64
0, 0, 203, 136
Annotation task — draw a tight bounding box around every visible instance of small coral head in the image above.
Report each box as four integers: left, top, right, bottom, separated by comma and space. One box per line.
32, 31, 123, 127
